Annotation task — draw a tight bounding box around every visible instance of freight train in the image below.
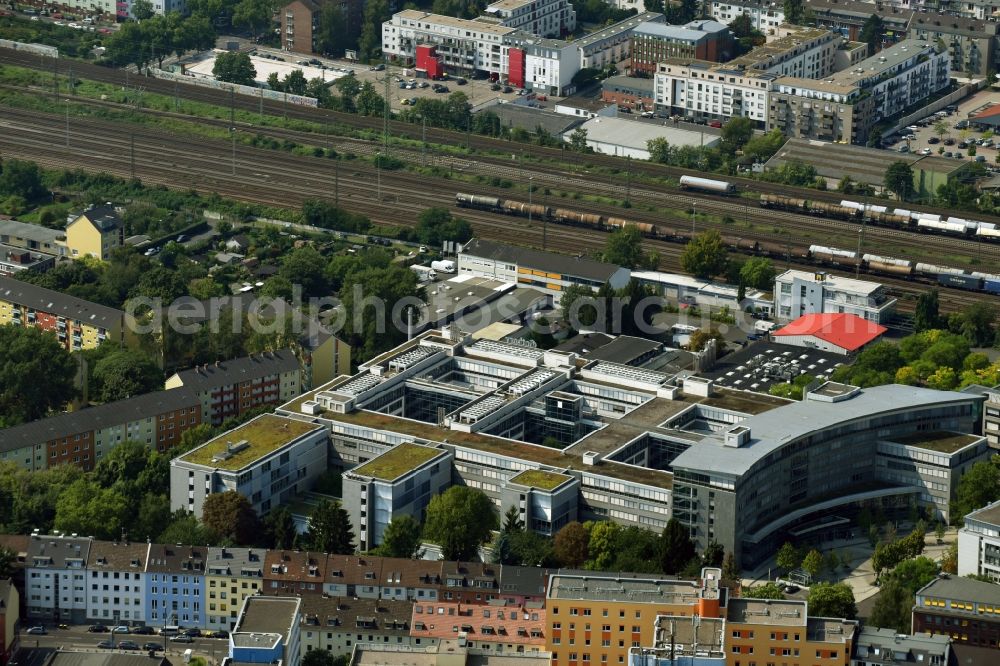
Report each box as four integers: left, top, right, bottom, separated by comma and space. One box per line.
759, 194, 1000, 243
455, 192, 1000, 294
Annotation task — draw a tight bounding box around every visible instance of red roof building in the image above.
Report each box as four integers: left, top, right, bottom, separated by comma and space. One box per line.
772, 313, 887, 354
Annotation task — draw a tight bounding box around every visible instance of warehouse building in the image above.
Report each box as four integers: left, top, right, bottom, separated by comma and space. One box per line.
276, 327, 987, 567
772, 313, 887, 355
566, 116, 720, 159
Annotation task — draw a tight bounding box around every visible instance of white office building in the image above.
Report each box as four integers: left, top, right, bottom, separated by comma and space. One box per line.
25, 533, 92, 624
773, 270, 897, 324
958, 500, 1000, 581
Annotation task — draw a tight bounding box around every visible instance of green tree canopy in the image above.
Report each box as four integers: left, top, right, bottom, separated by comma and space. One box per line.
868, 577, 913, 633
0, 325, 78, 425
860, 14, 885, 54
680, 230, 728, 278
424, 486, 497, 561
659, 518, 696, 575
202, 490, 260, 545
602, 226, 658, 269
776, 542, 801, 572
889, 556, 940, 593
304, 500, 356, 554
264, 506, 298, 549
739, 257, 776, 290
553, 521, 589, 568
158, 509, 219, 546
280, 245, 329, 298
914, 290, 942, 332
54, 478, 129, 541
721, 116, 755, 155
213, 51, 257, 86
743, 582, 785, 599
92, 349, 162, 402
415, 208, 473, 247
374, 515, 423, 559
951, 460, 1000, 524
783, 0, 804, 23
884, 161, 915, 200
808, 583, 857, 619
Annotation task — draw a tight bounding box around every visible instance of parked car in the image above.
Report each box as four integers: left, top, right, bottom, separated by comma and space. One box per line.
97, 640, 114, 649
958, 141, 969, 149
920, 148, 932, 155
783, 585, 800, 594
175, 234, 187, 243
955, 120, 969, 129
183, 628, 202, 637
118, 641, 141, 651
944, 138, 955, 145
944, 151, 954, 157
26, 626, 47, 635
131, 627, 155, 635
170, 635, 194, 644
455, 77, 467, 85
143, 643, 163, 652
708, 120, 723, 128
113, 626, 130, 634
211, 630, 230, 639
89, 625, 110, 633
928, 136, 940, 144
502, 86, 513, 93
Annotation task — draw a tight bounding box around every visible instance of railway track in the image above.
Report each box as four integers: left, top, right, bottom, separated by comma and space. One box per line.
3, 47, 1000, 232
3, 81, 995, 270
0, 101, 992, 315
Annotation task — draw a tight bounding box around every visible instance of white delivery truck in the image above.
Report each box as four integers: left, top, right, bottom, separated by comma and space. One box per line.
410, 265, 437, 282
431, 259, 456, 273
754, 320, 777, 334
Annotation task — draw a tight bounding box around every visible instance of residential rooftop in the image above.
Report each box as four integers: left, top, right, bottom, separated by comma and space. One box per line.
350, 442, 447, 481
916, 574, 1000, 606
508, 469, 572, 491
890, 430, 982, 453
168, 349, 299, 391
727, 598, 806, 626
964, 498, 1000, 527
0, 274, 123, 324
178, 414, 322, 471
393, 9, 517, 36
574, 12, 664, 49
235, 596, 301, 636
828, 39, 937, 87
548, 573, 703, 603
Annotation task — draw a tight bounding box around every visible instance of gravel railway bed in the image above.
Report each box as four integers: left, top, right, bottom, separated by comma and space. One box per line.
0, 104, 988, 315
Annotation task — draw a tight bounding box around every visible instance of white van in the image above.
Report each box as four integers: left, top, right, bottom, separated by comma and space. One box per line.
160, 626, 180, 636
754, 320, 777, 334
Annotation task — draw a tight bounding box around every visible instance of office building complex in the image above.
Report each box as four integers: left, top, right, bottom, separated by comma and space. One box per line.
275, 327, 986, 567
774, 270, 897, 324
169, 414, 328, 516
629, 20, 733, 75
913, 576, 1000, 648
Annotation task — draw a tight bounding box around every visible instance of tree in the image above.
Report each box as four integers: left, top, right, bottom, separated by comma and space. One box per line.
956, 302, 996, 347
357, 81, 386, 116
374, 515, 423, 559
721, 116, 755, 155
232, 0, 275, 39
0, 325, 77, 425
884, 161, 915, 200
660, 518, 696, 575
890, 556, 939, 594
213, 51, 257, 86
859, 14, 884, 54
54, 478, 129, 541
569, 128, 590, 152
868, 577, 913, 633
586, 521, 622, 571
175, 424, 216, 454
808, 582, 857, 619
0, 159, 45, 203
202, 491, 259, 545
264, 506, 298, 549
132, 0, 155, 19
941, 542, 958, 574
703, 540, 725, 567
302, 649, 336, 666
316, 3, 349, 56
914, 290, 942, 332
0, 546, 15, 579
933, 119, 950, 141
802, 549, 824, 580
304, 500, 355, 554
743, 582, 785, 599
502, 505, 525, 533
680, 230, 728, 278
951, 461, 1000, 523
92, 349, 162, 402
723, 551, 740, 580
783, 0, 804, 24
284, 69, 308, 96
415, 208, 473, 247
358, 0, 389, 62
776, 542, 800, 572
553, 522, 589, 568
603, 226, 657, 269
423, 486, 497, 561
157, 510, 219, 546
740, 257, 776, 290
279, 245, 328, 298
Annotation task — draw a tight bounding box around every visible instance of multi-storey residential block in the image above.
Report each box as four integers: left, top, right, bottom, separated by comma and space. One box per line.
25, 533, 92, 624
498, 565, 550, 605
773, 270, 897, 324
458, 238, 631, 303
376, 558, 443, 602
411, 599, 546, 652
205, 547, 265, 631
0, 579, 19, 666
0, 276, 130, 352
482, 0, 576, 38
709, 0, 784, 36
440, 562, 500, 605
852, 627, 950, 666
982, 386, 1000, 449
65, 205, 123, 261
264, 550, 328, 597
144, 544, 207, 628
85, 541, 150, 625
0, 390, 203, 473
324, 555, 385, 600
299, 596, 418, 656
343, 443, 453, 551
165, 351, 302, 426
0, 219, 68, 257
959, 500, 1000, 581
909, 14, 999, 78
630, 20, 732, 75
281, 0, 320, 53
231, 596, 301, 666
914, 576, 1000, 648
769, 40, 950, 144
169, 414, 327, 516
0, 245, 55, 276
725, 598, 857, 665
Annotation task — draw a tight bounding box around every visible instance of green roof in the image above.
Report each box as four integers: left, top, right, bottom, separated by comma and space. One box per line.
509, 469, 571, 491
351, 442, 444, 481
891, 430, 981, 454
180, 415, 321, 470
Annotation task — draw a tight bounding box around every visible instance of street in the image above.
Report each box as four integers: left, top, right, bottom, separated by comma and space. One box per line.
17, 626, 227, 664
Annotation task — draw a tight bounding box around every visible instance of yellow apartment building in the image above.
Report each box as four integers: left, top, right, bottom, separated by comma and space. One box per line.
205, 547, 265, 631
65, 205, 123, 260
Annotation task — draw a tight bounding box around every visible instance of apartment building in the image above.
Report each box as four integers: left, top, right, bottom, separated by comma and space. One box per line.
205, 547, 265, 631
630, 20, 733, 75
958, 500, 1000, 581
709, 0, 784, 36
0, 390, 203, 473
65, 205, 123, 261
281, 0, 321, 53
232, 596, 302, 666
323, 555, 385, 600
144, 544, 207, 628
0, 579, 17, 666
343, 443, 453, 551
0, 219, 68, 257
165, 350, 303, 425
852, 627, 950, 666
983, 386, 1000, 449
299, 595, 419, 656
411, 599, 546, 652
85, 541, 150, 624
458, 238, 631, 303
769, 40, 950, 145
913, 576, 1000, 648
440, 562, 500, 605
0, 276, 130, 352
25, 533, 92, 624
376, 558, 445, 602
169, 414, 328, 516
773, 270, 897, 324
264, 550, 328, 597
909, 13, 999, 78
482, 0, 576, 38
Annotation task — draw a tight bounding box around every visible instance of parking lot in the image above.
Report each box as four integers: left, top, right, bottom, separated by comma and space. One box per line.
702, 341, 848, 395
884, 88, 1000, 168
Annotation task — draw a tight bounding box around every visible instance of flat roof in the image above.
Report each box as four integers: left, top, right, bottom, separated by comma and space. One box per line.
461, 238, 622, 283
917, 576, 1000, 606
0, 243, 54, 267
484, 104, 584, 135
574, 12, 664, 48
0, 218, 66, 245
178, 414, 322, 470
964, 498, 1000, 527
826, 39, 937, 86
889, 430, 982, 453
509, 469, 572, 490
49, 654, 168, 666
775, 268, 884, 295
235, 596, 300, 635
671, 385, 980, 477
728, 25, 834, 70
602, 75, 655, 94
394, 9, 516, 35
577, 116, 721, 151
549, 573, 701, 602
727, 598, 806, 626
351, 442, 446, 481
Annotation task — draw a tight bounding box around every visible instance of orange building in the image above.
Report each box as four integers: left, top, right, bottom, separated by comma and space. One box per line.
725, 598, 856, 666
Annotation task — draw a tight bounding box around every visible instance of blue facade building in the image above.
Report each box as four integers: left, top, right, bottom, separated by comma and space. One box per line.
144, 544, 207, 629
